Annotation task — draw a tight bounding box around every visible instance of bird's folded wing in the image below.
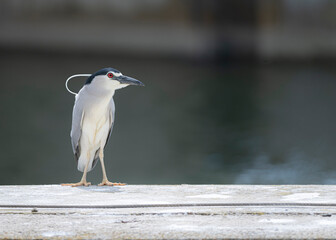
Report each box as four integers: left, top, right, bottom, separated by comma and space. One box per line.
71, 94, 85, 161
104, 99, 116, 148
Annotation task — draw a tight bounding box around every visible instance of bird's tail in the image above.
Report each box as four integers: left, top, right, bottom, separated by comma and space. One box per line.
77, 149, 100, 172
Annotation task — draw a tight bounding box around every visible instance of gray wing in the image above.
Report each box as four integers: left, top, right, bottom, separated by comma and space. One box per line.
70, 94, 85, 162
105, 98, 116, 148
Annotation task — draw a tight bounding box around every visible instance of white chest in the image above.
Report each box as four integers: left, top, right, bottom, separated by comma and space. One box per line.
80, 93, 114, 148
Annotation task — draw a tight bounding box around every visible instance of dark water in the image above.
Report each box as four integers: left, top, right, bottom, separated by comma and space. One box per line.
1, 51, 336, 184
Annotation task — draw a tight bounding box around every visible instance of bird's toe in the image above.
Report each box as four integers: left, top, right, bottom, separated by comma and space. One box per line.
61, 181, 91, 187
98, 180, 126, 186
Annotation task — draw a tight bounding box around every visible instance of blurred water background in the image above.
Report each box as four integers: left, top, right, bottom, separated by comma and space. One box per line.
1, 0, 336, 185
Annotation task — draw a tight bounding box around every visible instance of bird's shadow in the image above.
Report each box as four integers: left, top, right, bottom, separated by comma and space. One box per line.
76, 185, 123, 193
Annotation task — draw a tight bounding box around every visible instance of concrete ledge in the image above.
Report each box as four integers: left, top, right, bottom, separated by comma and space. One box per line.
0, 185, 336, 239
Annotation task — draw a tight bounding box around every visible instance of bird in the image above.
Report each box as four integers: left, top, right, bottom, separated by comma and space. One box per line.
62, 67, 144, 187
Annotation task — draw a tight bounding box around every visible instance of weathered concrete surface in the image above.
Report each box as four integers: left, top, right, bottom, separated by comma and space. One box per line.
0, 185, 336, 239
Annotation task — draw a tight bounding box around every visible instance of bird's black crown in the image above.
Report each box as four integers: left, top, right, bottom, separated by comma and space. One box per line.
85, 67, 121, 85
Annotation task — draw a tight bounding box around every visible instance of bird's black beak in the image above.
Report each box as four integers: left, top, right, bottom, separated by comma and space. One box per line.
115, 75, 145, 86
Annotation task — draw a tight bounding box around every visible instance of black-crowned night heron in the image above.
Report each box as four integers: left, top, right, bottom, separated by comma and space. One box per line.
62, 67, 144, 187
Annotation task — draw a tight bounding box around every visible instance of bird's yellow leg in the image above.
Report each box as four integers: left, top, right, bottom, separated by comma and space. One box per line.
62, 153, 92, 187
98, 150, 126, 186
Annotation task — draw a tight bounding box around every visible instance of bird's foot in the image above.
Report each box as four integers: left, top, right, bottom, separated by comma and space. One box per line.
61, 181, 91, 187
98, 180, 126, 186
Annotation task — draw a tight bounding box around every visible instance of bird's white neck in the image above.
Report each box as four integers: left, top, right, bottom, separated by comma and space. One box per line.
84, 77, 128, 98
79, 85, 114, 113
84, 79, 117, 98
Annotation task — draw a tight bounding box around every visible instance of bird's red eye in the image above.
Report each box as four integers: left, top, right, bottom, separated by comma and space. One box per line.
107, 73, 114, 78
